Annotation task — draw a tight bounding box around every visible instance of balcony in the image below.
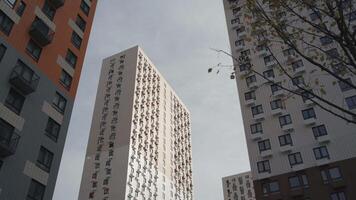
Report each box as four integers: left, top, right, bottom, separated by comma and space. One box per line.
0, 131, 20, 158
29, 18, 54, 46
9, 63, 40, 95
303, 117, 316, 126
47, 0, 65, 9
279, 144, 293, 153
316, 135, 330, 144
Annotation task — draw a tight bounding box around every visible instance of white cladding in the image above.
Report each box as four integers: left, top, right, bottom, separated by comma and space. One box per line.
222, 171, 255, 200
223, 0, 356, 181
78, 46, 193, 200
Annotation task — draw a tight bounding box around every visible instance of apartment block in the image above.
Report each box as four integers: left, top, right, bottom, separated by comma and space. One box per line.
223, 0, 356, 199
78, 46, 193, 200
222, 171, 256, 200
0, 0, 97, 199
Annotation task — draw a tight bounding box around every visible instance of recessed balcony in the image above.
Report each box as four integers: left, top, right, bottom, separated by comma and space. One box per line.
0, 131, 20, 158
47, 0, 65, 9
9, 62, 40, 95
303, 117, 317, 126
279, 144, 293, 153
250, 132, 263, 141
316, 135, 330, 144
29, 18, 54, 46
260, 149, 273, 158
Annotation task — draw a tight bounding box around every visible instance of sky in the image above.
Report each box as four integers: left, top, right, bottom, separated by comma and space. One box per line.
53, 0, 250, 199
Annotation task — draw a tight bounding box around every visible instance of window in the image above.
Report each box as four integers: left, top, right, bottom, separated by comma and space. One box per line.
42, 1, 56, 20
27, 179, 45, 200
270, 99, 283, 110
288, 152, 303, 166
313, 146, 329, 160
258, 139, 271, 152
288, 174, 309, 188
26, 40, 42, 61
312, 125, 328, 138
0, 44, 6, 61
231, 17, 240, 24
256, 44, 267, 52
257, 160, 270, 173
235, 39, 244, 47
302, 108, 316, 119
264, 55, 274, 65
5, 88, 25, 114
71, 31, 82, 49
339, 78, 352, 92
271, 82, 282, 94
320, 36, 333, 45
59, 70, 72, 90
65, 49, 77, 68
345, 95, 356, 109
0, 118, 15, 143
16, 1, 26, 16
52, 92, 67, 113
262, 181, 279, 194
326, 48, 339, 59
283, 48, 295, 56
80, 0, 90, 16
239, 63, 251, 72
232, 7, 241, 14
292, 76, 304, 86
0, 10, 14, 35
279, 114, 292, 127
241, 49, 250, 57
45, 118, 60, 142
250, 122, 262, 134
76, 15, 86, 31
244, 91, 256, 101
292, 60, 303, 71
37, 146, 53, 172
263, 69, 274, 79
246, 75, 256, 86
330, 191, 346, 200
251, 105, 263, 116
321, 167, 342, 184
279, 134, 292, 146
236, 26, 246, 37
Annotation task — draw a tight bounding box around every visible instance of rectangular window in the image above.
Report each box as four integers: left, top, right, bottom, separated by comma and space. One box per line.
339, 78, 352, 92
313, 146, 329, 160
26, 40, 42, 61
288, 152, 303, 166
27, 179, 45, 200
288, 175, 309, 188
312, 125, 328, 138
345, 95, 356, 109
250, 122, 262, 134
256, 44, 267, 52
292, 75, 304, 86
241, 49, 250, 57
235, 39, 244, 47
292, 60, 303, 71
257, 160, 270, 173
279, 114, 292, 127
236, 26, 246, 36
244, 91, 256, 101
37, 146, 53, 172
262, 181, 279, 194
231, 17, 240, 24
0, 10, 14, 35
270, 99, 283, 110
258, 139, 271, 152
71, 31, 82, 49
251, 105, 263, 116
302, 108, 316, 119
320, 36, 333, 45
80, 0, 90, 16
45, 118, 60, 142
263, 69, 274, 78
0, 44, 6, 61
52, 92, 67, 113
239, 63, 251, 72
42, 1, 56, 20
59, 70, 72, 90
264, 55, 274, 65
321, 167, 342, 184
279, 134, 292, 146
16, 1, 26, 16
5, 88, 25, 114
330, 191, 346, 200
246, 75, 256, 86
0, 118, 15, 143
65, 49, 77, 68
271, 82, 282, 94
76, 15, 86, 31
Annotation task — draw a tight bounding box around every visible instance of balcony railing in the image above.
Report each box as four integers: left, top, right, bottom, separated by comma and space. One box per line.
0, 131, 20, 158
29, 18, 54, 46
9, 61, 40, 95
47, 0, 65, 9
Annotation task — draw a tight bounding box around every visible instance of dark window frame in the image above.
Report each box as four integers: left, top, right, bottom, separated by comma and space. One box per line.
45, 118, 60, 142
26, 40, 42, 61
36, 146, 54, 172
5, 88, 25, 114
288, 152, 303, 166
313, 146, 330, 160
279, 134, 293, 146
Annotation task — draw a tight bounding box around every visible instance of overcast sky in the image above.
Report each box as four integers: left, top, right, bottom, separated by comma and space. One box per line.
53, 0, 249, 199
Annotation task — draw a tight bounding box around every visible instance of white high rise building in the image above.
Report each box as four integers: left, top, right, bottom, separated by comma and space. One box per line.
78, 46, 193, 200
222, 171, 256, 200
223, 0, 356, 199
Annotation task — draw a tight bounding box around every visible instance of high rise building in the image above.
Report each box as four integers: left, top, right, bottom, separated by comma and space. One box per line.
222, 171, 255, 200
223, 0, 356, 199
78, 46, 193, 200
0, 0, 97, 199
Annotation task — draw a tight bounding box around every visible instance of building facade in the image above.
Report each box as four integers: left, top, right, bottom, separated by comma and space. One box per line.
223, 0, 356, 199
78, 46, 193, 200
0, 0, 97, 199
222, 171, 256, 200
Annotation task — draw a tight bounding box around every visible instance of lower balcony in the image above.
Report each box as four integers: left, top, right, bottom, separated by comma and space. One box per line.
0, 132, 20, 158
29, 18, 54, 46
9, 62, 40, 95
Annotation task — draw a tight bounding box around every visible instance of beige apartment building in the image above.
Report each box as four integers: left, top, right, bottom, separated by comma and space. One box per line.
78, 46, 193, 200
222, 171, 256, 200
223, 0, 356, 199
